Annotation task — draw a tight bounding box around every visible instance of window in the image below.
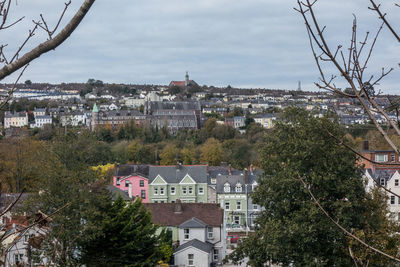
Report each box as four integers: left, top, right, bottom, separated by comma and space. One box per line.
160, 187, 165, 195
125, 180, 130, 187
380, 178, 385, 186
198, 187, 204, 194
182, 187, 187, 195
396, 180, 399, 186
184, 228, 190, 240
116, 177, 120, 185
23, 235, 29, 243
211, 178, 216, 184
398, 212, 400, 222
253, 204, 258, 210
235, 183, 242, 193
171, 186, 176, 195
141, 190, 146, 199
213, 249, 219, 261
140, 180, 144, 187
234, 216, 240, 225
225, 201, 230, 210
391, 196, 395, 204
375, 154, 388, 162
237, 201, 241, 210
188, 254, 194, 266
392, 154, 396, 162
224, 183, 230, 193
154, 187, 158, 195
398, 197, 400, 205
188, 186, 193, 194
207, 227, 213, 239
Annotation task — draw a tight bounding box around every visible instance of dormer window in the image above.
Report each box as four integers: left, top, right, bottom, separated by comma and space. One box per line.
224, 183, 230, 193
211, 178, 216, 184
235, 183, 242, 193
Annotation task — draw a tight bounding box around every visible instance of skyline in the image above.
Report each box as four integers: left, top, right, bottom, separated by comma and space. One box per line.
1, 0, 400, 92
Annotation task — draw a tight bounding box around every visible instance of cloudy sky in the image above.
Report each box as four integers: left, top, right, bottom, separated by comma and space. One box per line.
1, 0, 400, 92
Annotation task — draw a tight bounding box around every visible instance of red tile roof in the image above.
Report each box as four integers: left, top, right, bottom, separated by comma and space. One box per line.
144, 202, 223, 227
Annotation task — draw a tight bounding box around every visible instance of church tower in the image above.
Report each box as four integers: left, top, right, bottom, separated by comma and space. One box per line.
185, 71, 189, 86
91, 102, 99, 131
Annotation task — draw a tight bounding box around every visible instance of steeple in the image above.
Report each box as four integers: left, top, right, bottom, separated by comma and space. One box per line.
185, 71, 189, 86
92, 103, 98, 113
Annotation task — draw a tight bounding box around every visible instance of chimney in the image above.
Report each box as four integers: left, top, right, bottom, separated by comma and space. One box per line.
363, 141, 369, 151
176, 162, 182, 170
174, 199, 182, 213
244, 168, 249, 184
228, 164, 232, 176
128, 182, 133, 199
206, 165, 209, 175
250, 164, 254, 175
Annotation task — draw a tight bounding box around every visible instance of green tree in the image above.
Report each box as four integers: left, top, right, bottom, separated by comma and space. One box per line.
200, 138, 223, 166
227, 108, 400, 266
80, 196, 168, 266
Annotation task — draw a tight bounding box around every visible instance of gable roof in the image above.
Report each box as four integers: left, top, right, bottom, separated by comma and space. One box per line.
115, 164, 149, 177
216, 173, 259, 194
148, 165, 208, 184
179, 217, 207, 228
174, 239, 213, 254
106, 185, 131, 201
145, 203, 223, 227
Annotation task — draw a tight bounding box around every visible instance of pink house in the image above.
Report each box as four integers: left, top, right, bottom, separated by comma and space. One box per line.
113, 175, 149, 203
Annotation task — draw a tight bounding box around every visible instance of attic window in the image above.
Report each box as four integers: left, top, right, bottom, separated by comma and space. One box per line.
235, 183, 242, 193
224, 183, 230, 193
211, 178, 216, 184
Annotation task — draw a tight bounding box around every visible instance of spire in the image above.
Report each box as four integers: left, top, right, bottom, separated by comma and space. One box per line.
92, 103, 98, 113
185, 71, 189, 86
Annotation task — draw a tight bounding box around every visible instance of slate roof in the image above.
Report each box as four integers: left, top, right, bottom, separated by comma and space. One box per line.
115, 164, 149, 177
106, 185, 131, 201
174, 239, 213, 254
148, 165, 208, 183
179, 217, 207, 228
370, 169, 400, 183
144, 203, 223, 227
147, 101, 201, 113
216, 173, 259, 194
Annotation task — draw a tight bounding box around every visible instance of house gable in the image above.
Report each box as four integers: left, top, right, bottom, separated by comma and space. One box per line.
179, 174, 196, 185
151, 175, 167, 185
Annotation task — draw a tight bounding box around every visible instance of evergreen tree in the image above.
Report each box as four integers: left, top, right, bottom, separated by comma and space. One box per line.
80, 196, 167, 267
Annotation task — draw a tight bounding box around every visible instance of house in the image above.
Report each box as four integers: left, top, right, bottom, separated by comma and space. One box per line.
254, 113, 277, 129
33, 107, 46, 117
365, 169, 400, 222
145, 200, 225, 266
148, 165, 208, 203
32, 115, 52, 128
225, 116, 245, 129
359, 141, 400, 172
216, 167, 260, 231
4, 111, 28, 129
2, 211, 52, 267
113, 164, 150, 203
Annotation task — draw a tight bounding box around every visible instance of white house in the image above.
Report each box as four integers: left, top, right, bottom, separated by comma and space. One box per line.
32, 115, 52, 128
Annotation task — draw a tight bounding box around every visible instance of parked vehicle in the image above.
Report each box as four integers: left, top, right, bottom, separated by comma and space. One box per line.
228, 235, 240, 243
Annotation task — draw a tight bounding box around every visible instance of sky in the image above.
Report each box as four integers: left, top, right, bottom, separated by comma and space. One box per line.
1, 0, 400, 93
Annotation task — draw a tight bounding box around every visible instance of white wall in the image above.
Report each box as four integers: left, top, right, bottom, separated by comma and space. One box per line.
174, 247, 210, 267
179, 227, 206, 244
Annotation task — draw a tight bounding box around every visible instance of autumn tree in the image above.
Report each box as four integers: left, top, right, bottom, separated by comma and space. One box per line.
159, 144, 180, 165
200, 138, 223, 166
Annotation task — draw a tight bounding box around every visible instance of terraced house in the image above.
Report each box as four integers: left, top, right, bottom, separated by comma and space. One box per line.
148, 165, 208, 203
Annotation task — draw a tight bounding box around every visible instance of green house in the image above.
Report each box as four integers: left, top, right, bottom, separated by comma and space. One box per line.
148, 165, 208, 203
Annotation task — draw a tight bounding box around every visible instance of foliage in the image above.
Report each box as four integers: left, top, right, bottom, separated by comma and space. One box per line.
92, 163, 115, 180
227, 107, 400, 266
79, 196, 168, 267
159, 144, 180, 165
200, 138, 223, 166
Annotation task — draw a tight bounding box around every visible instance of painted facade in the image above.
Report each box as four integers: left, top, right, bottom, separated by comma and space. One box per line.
113, 175, 149, 203
148, 165, 208, 203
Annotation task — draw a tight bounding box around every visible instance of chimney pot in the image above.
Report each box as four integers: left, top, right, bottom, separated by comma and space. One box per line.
174, 199, 182, 213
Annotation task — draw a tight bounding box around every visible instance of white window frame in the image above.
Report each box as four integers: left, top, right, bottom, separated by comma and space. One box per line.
375, 154, 388, 162
116, 177, 120, 185
184, 228, 190, 240
140, 180, 144, 187
154, 187, 158, 195
211, 178, 216, 184
234, 216, 240, 225
188, 186, 193, 194
160, 187, 165, 195
235, 184, 242, 193
391, 195, 395, 204
198, 187, 204, 194
182, 186, 187, 195
396, 179, 399, 187
253, 204, 258, 210
236, 200, 241, 210
207, 227, 213, 239
224, 183, 230, 193
392, 154, 396, 162
170, 186, 176, 195
225, 201, 230, 210
188, 253, 194, 266
213, 249, 219, 261
380, 178, 385, 186
141, 190, 146, 199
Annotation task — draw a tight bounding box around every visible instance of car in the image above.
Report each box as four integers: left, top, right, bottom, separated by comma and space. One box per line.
228, 235, 240, 243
